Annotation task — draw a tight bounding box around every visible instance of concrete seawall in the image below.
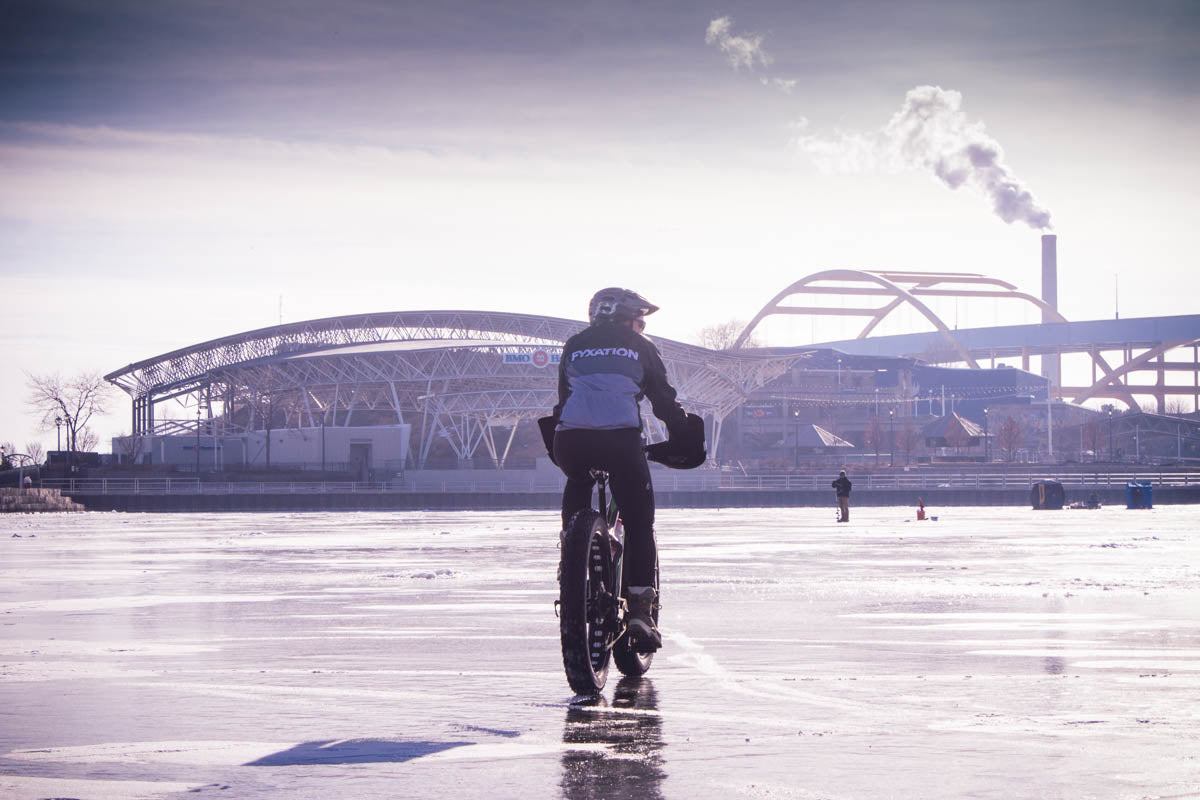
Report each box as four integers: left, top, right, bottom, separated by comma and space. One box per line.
68, 484, 1200, 512
1, 488, 85, 513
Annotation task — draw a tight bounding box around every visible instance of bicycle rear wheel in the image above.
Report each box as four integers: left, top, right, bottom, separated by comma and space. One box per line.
559, 509, 615, 695
613, 559, 659, 677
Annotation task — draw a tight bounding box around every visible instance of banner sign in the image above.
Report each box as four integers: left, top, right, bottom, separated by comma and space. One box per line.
502, 349, 561, 369
743, 404, 780, 419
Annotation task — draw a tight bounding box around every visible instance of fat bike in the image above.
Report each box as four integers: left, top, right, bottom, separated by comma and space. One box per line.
556, 470, 658, 696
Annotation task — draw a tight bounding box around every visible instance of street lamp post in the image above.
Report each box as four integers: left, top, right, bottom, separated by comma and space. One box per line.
196, 409, 201, 475
889, 408, 895, 468
984, 408, 990, 463
1108, 408, 1114, 462
792, 408, 800, 469
55, 416, 62, 451
321, 416, 326, 472
63, 413, 72, 474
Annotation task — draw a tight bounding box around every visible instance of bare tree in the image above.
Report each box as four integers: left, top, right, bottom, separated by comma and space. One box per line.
26, 372, 111, 454
1164, 398, 1194, 416
77, 428, 99, 453
997, 416, 1023, 462
863, 415, 884, 465
1081, 420, 1102, 461
696, 320, 760, 350
24, 441, 45, 465
918, 340, 963, 367
114, 433, 146, 465
896, 419, 921, 465
944, 420, 971, 457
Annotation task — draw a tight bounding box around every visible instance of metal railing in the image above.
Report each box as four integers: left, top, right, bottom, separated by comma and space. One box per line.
39, 469, 1197, 495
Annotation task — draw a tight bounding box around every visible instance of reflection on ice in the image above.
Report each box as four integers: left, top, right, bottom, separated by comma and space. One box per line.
562, 678, 666, 800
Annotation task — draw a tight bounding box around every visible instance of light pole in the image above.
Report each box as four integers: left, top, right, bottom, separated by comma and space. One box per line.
63, 413, 72, 474
889, 408, 895, 468
1108, 408, 1114, 462
984, 407, 990, 463
55, 416, 63, 451
1046, 392, 1054, 462
196, 409, 201, 475
321, 416, 326, 472
837, 358, 842, 390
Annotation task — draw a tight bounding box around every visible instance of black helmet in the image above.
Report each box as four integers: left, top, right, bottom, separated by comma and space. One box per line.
588, 287, 659, 325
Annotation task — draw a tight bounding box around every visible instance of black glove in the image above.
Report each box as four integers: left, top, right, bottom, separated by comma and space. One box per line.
646, 413, 706, 469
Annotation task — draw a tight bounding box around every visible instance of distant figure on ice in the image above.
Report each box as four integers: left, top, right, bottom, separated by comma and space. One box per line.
832, 470, 852, 523
917, 497, 926, 520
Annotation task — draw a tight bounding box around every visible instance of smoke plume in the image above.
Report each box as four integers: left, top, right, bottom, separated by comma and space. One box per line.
706, 16, 772, 70
799, 85, 1052, 230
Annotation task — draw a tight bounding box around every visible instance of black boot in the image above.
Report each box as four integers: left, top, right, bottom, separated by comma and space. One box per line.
625, 586, 662, 652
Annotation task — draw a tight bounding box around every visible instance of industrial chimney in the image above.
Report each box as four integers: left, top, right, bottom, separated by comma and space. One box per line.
1041, 234, 1060, 390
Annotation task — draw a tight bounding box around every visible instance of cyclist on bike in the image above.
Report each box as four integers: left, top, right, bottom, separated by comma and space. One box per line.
549, 287, 692, 652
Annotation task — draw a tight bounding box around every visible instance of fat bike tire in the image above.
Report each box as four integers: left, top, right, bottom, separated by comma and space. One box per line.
613, 561, 659, 677
559, 509, 615, 695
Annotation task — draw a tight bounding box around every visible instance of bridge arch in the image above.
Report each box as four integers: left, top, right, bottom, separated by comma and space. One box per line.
734, 269, 1067, 365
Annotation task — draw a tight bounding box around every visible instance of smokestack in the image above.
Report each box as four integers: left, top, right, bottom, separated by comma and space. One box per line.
1041, 234, 1057, 319
1041, 234, 1060, 390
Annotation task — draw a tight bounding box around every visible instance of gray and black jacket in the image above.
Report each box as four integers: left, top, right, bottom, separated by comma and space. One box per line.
553, 322, 687, 434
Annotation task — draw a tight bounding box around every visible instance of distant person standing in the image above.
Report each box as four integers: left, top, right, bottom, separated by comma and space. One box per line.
832, 469, 852, 523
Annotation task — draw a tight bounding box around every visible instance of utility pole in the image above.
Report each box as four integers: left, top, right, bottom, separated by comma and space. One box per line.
793, 409, 799, 469
1046, 392, 1054, 462
1108, 408, 1114, 462
889, 408, 895, 468
984, 408, 990, 463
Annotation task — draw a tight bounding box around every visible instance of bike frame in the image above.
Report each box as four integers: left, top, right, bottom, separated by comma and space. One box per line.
593, 469, 627, 632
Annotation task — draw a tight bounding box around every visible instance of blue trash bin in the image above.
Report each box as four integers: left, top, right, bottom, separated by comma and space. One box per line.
1125, 481, 1152, 509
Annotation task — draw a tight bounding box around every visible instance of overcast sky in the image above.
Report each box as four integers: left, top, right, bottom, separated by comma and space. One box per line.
2, 0, 1198, 451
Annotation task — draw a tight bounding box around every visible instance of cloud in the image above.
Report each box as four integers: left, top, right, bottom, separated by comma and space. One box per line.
705, 16, 771, 71
761, 76, 796, 93
797, 85, 1053, 230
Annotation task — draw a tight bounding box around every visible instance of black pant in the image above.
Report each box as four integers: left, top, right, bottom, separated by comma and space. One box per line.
553, 427, 656, 587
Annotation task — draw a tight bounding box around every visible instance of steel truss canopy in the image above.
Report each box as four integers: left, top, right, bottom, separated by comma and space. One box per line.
105, 310, 798, 466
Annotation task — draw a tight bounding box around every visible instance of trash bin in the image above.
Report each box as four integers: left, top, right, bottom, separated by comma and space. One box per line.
1125, 481, 1153, 509
1031, 480, 1065, 510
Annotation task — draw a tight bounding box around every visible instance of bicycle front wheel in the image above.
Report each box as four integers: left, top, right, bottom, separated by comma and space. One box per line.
559, 509, 615, 695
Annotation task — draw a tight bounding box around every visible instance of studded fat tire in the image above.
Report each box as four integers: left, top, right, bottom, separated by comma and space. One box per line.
559, 509, 613, 695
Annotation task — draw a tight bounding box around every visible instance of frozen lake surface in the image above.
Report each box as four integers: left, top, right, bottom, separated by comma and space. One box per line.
2, 506, 1198, 799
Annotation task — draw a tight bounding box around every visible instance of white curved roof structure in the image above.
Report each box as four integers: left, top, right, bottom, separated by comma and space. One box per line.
105, 310, 797, 466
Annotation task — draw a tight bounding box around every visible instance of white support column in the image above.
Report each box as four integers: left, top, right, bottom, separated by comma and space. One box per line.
498, 420, 520, 468
710, 414, 724, 463
481, 422, 500, 468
